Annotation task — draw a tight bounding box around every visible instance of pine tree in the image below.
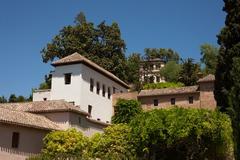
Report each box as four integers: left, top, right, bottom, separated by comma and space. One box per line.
214, 0, 240, 158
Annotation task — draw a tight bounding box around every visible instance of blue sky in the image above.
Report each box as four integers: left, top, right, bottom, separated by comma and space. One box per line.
0, 0, 225, 98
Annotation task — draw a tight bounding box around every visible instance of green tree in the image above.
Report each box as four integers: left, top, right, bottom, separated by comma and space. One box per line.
91, 124, 137, 160
200, 44, 218, 74
144, 48, 180, 62
130, 108, 234, 160
42, 129, 89, 158
16, 96, 26, 102
160, 61, 182, 82
0, 96, 7, 103
39, 74, 52, 90
8, 94, 17, 103
41, 12, 127, 81
214, 1, 240, 159
143, 82, 184, 90
112, 99, 142, 124
178, 58, 200, 86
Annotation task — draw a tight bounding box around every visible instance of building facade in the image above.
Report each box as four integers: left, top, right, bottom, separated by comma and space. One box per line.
33, 52, 129, 123
113, 74, 216, 110
139, 58, 166, 84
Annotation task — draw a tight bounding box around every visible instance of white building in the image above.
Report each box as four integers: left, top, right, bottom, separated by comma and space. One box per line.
33, 52, 129, 123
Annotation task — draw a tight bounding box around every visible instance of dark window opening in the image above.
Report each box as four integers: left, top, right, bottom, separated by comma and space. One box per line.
43, 98, 47, 101
97, 118, 101, 121
64, 73, 71, 85
90, 78, 94, 92
96, 82, 100, 95
153, 99, 158, 106
78, 117, 81, 124
156, 76, 160, 82
189, 96, 194, 104
113, 87, 116, 94
102, 85, 106, 97
88, 105, 92, 116
12, 132, 19, 148
108, 87, 111, 99
171, 98, 176, 105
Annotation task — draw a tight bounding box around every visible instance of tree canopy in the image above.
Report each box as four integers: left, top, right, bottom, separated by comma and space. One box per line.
214, 0, 240, 159
200, 44, 218, 74
144, 48, 180, 62
41, 12, 127, 81
178, 58, 200, 86
112, 99, 142, 124
160, 61, 182, 82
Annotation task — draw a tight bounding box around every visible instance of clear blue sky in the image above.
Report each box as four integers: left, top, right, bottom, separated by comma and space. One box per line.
0, 0, 225, 98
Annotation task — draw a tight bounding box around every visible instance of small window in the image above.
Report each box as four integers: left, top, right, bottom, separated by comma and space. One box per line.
90, 78, 94, 92
12, 132, 19, 148
171, 98, 176, 105
78, 117, 81, 124
43, 98, 47, 101
113, 87, 116, 94
97, 118, 101, 121
64, 73, 71, 85
108, 87, 111, 99
88, 105, 92, 116
156, 76, 160, 82
96, 82, 100, 95
102, 85, 106, 97
153, 99, 158, 106
189, 96, 194, 104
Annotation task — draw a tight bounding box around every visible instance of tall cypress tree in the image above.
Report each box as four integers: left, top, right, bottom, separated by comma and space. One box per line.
214, 0, 240, 158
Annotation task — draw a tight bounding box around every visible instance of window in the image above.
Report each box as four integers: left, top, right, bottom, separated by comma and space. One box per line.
102, 84, 106, 97
153, 99, 158, 106
96, 82, 100, 95
108, 87, 111, 99
90, 78, 94, 92
156, 76, 160, 82
113, 87, 116, 94
64, 73, 71, 85
88, 105, 92, 116
12, 132, 19, 148
78, 117, 81, 124
43, 98, 47, 101
189, 96, 194, 104
171, 98, 176, 105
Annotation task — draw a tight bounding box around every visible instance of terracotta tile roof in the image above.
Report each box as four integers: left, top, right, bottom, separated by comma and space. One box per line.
138, 85, 199, 97
0, 100, 89, 116
51, 52, 129, 89
0, 107, 61, 130
197, 74, 215, 83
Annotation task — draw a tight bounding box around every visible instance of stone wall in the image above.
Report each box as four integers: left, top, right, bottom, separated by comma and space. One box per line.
199, 81, 216, 110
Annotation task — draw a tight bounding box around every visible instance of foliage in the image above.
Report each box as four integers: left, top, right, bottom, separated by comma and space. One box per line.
129, 108, 234, 160
159, 61, 182, 82
91, 124, 137, 160
126, 53, 141, 87
144, 48, 180, 62
214, 0, 240, 159
143, 82, 184, 90
42, 129, 89, 158
8, 94, 17, 103
200, 43, 218, 74
39, 74, 52, 90
112, 99, 142, 124
0, 96, 7, 103
41, 12, 127, 81
178, 58, 200, 86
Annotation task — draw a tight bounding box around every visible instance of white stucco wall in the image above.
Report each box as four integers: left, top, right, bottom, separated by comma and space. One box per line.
50, 63, 128, 122
33, 90, 51, 101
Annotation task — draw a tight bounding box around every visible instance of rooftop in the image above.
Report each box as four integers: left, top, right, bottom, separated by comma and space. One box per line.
51, 52, 129, 89
0, 100, 89, 116
138, 85, 199, 97
0, 107, 61, 130
197, 74, 215, 83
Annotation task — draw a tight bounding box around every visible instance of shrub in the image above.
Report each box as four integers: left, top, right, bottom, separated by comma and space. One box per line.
143, 82, 184, 90
112, 99, 142, 124
42, 129, 89, 158
91, 124, 137, 160
129, 107, 234, 160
